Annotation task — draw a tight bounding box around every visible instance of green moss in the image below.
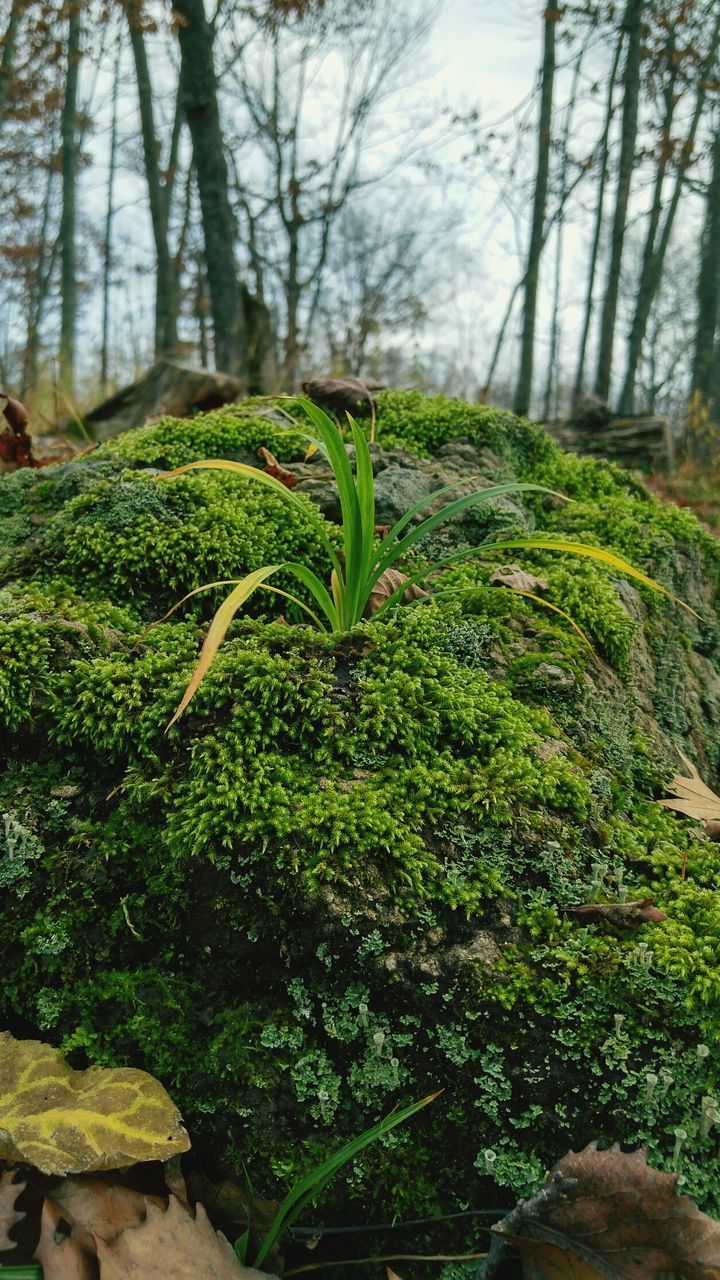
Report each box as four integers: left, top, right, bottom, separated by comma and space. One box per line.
94, 404, 308, 470
2, 390, 720, 1228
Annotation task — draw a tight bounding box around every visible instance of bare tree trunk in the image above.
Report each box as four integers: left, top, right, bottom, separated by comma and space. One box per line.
619, 11, 720, 414
594, 0, 645, 404
513, 6, 558, 418
23, 119, 57, 396
59, 1, 81, 396
0, 0, 22, 131
101, 43, 121, 394
691, 121, 720, 408
173, 0, 246, 378
123, 6, 178, 358
571, 37, 623, 414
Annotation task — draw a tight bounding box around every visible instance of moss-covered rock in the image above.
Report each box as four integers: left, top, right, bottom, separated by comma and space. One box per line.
2, 392, 720, 1232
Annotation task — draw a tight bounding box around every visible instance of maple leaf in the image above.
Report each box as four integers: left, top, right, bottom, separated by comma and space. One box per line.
659, 748, 720, 825
33, 1196, 96, 1280
564, 898, 667, 927
490, 564, 549, 593
0, 1033, 190, 1175
491, 1142, 720, 1279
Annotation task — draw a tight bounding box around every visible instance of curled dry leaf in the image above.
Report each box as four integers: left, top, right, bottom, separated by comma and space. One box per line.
659, 748, 720, 826
257, 446, 298, 489
564, 898, 667, 928
365, 568, 428, 618
301, 375, 384, 419
0, 1168, 25, 1252
490, 564, 549, 593
492, 1142, 720, 1279
50, 1176, 161, 1243
0, 1033, 190, 1175
94, 1194, 268, 1279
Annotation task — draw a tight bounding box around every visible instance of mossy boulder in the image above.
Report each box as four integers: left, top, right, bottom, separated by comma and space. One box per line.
2, 392, 720, 1230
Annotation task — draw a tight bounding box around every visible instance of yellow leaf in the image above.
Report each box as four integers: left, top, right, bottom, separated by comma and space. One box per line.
0, 1034, 190, 1176
168, 566, 282, 727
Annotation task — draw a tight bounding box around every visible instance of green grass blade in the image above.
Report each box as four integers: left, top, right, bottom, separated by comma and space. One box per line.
296, 399, 363, 624
168, 566, 283, 726
253, 1091, 441, 1269
349, 417, 376, 614
371, 484, 559, 586
258, 583, 328, 631
280, 563, 342, 631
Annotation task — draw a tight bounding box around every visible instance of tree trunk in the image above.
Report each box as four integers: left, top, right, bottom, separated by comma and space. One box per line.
619, 11, 720, 414
101, 44, 121, 394
0, 0, 22, 131
691, 121, 720, 408
173, 0, 246, 378
571, 36, 623, 414
593, 0, 644, 404
513, 7, 558, 418
124, 5, 178, 357
59, 1, 81, 396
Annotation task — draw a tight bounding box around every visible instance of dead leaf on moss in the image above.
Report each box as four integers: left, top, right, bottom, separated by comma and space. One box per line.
365, 569, 428, 617
490, 564, 549, 593
659, 748, 720, 825
257, 446, 298, 489
0, 1169, 25, 1252
50, 1175, 160, 1243
492, 1142, 720, 1279
33, 1197, 96, 1280
564, 898, 667, 928
95, 1194, 264, 1279
0, 1034, 190, 1175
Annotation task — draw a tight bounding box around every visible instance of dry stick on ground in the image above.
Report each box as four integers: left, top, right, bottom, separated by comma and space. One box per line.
285, 1251, 489, 1275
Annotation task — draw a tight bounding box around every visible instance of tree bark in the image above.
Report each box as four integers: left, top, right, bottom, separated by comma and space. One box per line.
513, 7, 558, 419
593, 0, 645, 403
0, 0, 22, 132
619, 11, 720, 414
173, 0, 246, 378
101, 43, 121, 393
691, 121, 720, 409
124, 5, 179, 357
571, 36, 623, 414
59, 1, 81, 396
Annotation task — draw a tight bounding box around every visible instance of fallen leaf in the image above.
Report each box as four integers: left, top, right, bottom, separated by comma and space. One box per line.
490, 564, 549, 593
0, 388, 36, 468
50, 1175, 160, 1243
365, 569, 428, 617
0, 1033, 190, 1175
0, 1169, 25, 1252
659, 749, 720, 825
33, 1197, 96, 1280
564, 899, 667, 928
257, 446, 298, 489
95, 1194, 267, 1279
492, 1142, 720, 1279
301, 376, 384, 420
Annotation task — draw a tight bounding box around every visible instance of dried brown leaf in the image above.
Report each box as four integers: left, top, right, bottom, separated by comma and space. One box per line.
33, 1197, 96, 1280
0, 1033, 190, 1175
0, 1168, 25, 1253
95, 1194, 268, 1279
301, 376, 384, 419
50, 1175, 160, 1243
365, 569, 428, 618
659, 749, 720, 826
493, 1142, 720, 1279
490, 564, 549, 593
564, 898, 667, 927
257, 446, 298, 489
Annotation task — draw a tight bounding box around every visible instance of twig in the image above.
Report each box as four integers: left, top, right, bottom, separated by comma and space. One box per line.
285, 1252, 489, 1275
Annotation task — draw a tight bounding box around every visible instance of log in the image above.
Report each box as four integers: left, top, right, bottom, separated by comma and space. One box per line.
79, 360, 246, 442
546, 414, 672, 472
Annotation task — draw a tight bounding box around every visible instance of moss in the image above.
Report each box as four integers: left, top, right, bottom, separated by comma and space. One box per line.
2, 390, 720, 1229
94, 404, 308, 470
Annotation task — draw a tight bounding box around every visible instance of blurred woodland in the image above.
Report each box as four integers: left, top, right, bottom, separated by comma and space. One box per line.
1, 0, 720, 446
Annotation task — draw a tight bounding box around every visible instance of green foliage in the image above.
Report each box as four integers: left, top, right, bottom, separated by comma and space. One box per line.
2, 389, 720, 1232
95, 404, 308, 470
